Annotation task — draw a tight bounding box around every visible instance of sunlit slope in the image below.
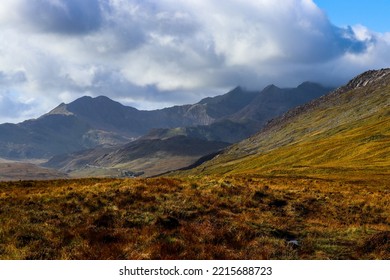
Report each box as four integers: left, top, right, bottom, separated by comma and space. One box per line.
190, 69, 390, 179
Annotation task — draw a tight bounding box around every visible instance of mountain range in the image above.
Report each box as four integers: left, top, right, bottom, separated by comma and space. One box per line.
0, 81, 332, 179
0, 82, 331, 159
4, 66, 390, 181
183, 69, 390, 180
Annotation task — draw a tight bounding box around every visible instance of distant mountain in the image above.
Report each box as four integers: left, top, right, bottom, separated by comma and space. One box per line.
184, 69, 390, 180
0, 162, 67, 181
0, 114, 101, 159
44, 136, 229, 177
0, 83, 331, 160
198, 86, 259, 119
0, 87, 257, 160
141, 119, 262, 144
230, 82, 333, 124
140, 83, 332, 144
48, 95, 214, 136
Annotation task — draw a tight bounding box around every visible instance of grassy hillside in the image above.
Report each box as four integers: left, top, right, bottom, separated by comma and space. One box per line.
0, 176, 388, 259
186, 69, 390, 180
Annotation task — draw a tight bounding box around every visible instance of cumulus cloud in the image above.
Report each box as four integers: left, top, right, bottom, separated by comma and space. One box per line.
0, 0, 389, 123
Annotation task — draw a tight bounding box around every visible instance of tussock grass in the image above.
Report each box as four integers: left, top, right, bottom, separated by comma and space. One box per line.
0, 176, 388, 259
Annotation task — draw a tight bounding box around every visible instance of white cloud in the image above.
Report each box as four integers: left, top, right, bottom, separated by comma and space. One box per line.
0, 0, 390, 123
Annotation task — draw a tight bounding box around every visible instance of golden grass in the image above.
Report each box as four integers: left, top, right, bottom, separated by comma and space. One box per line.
184, 80, 390, 181
0, 176, 388, 260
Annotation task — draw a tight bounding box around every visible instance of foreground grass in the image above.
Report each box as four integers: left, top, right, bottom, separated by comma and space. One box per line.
0, 176, 389, 260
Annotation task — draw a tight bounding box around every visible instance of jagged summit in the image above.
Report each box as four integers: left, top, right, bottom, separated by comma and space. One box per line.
342, 68, 390, 91
46, 95, 130, 117
347, 68, 390, 88
262, 84, 280, 91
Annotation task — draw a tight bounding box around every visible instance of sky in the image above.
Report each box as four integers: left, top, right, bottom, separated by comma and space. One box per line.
314, 0, 390, 33
0, 0, 390, 124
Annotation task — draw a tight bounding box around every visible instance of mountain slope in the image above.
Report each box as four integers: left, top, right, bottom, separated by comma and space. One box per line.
45, 136, 229, 177
186, 69, 390, 180
0, 115, 95, 159
141, 119, 262, 144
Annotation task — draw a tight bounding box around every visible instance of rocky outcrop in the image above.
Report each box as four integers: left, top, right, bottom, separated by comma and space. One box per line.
340, 68, 390, 92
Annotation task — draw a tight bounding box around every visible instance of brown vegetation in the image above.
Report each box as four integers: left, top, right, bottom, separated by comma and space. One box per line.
0, 175, 388, 260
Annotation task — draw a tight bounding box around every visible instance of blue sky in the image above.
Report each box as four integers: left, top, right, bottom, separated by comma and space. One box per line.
1, 0, 390, 124
314, 0, 390, 32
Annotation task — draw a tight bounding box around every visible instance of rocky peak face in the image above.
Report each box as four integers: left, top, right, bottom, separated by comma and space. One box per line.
45, 103, 73, 116
184, 104, 215, 125
340, 68, 390, 92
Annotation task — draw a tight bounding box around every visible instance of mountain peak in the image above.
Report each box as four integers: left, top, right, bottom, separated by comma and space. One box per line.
198, 86, 244, 105
66, 95, 137, 115
70, 95, 93, 104
231, 86, 243, 92
45, 95, 126, 118
69, 95, 118, 106
263, 84, 280, 91
297, 81, 323, 90
46, 102, 73, 116
94, 95, 117, 102
342, 68, 390, 92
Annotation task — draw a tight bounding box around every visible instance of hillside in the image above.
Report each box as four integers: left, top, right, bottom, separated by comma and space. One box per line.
141, 119, 262, 144
185, 69, 390, 180
45, 136, 229, 177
